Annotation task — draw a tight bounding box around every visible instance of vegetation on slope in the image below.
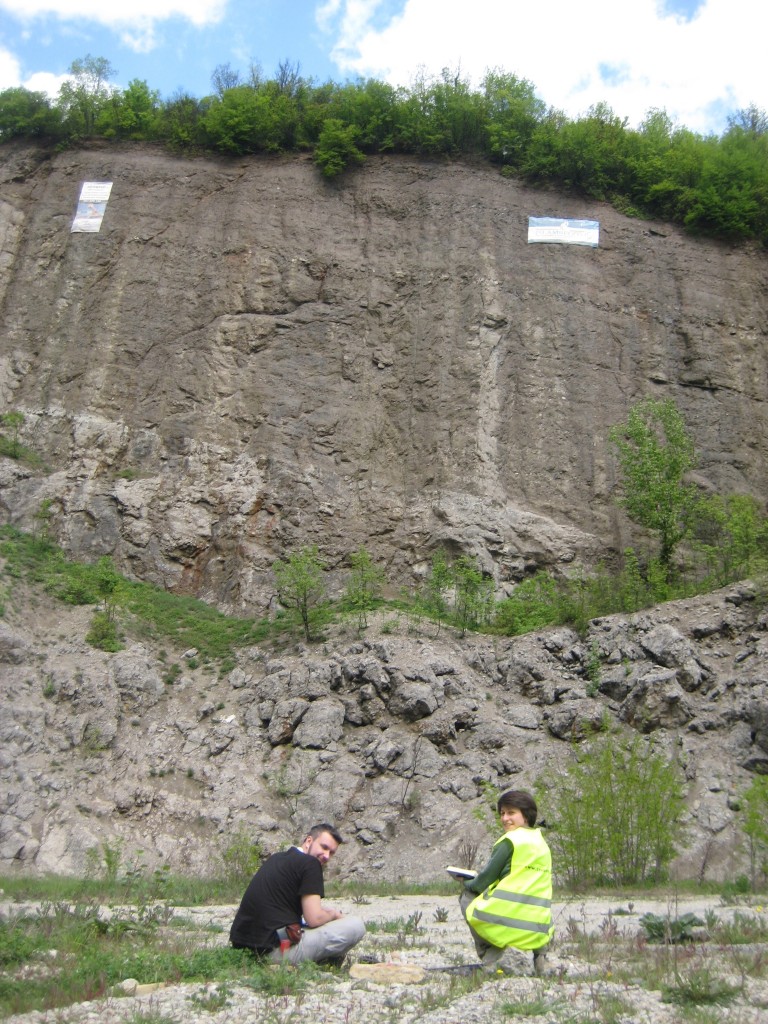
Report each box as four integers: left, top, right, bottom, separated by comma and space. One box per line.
1, 55, 767, 242
1, 400, 768, 655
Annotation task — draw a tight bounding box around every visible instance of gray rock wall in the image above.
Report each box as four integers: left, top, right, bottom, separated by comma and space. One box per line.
1, 144, 766, 613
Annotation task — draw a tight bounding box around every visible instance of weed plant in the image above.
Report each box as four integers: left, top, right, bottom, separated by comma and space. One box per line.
709, 910, 768, 945
242, 959, 322, 995
661, 964, 742, 1007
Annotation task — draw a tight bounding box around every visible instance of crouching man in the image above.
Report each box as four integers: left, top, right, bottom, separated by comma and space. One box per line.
230, 823, 366, 966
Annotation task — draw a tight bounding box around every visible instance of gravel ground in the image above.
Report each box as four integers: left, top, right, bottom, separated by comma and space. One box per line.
4, 894, 768, 1024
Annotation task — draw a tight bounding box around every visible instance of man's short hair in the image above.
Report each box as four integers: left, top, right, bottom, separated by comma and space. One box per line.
307, 823, 344, 845
497, 789, 538, 828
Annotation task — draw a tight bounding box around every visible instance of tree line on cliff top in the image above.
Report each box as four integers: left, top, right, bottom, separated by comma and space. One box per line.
1, 55, 767, 243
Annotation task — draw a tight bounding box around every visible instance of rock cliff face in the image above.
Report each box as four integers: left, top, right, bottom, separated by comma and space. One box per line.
1, 143, 766, 610
1, 143, 768, 883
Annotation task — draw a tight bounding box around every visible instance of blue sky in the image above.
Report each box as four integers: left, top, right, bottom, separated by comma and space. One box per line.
1, 1, 765, 135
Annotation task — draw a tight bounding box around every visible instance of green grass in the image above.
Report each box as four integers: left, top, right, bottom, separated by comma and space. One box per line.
0, 903, 253, 1017
3, 871, 766, 906
661, 965, 742, 1007
708, 910, 768, 944
501, 994, 563, 1016
328, 878, 460, 898
0, 898, 331, 1019
0, 872, 249, 907
0, 873, 466, 907
0, 526, 291, 665
0, 435, 46, 468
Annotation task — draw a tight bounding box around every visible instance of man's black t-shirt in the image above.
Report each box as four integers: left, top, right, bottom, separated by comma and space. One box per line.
229, 847, 325, 951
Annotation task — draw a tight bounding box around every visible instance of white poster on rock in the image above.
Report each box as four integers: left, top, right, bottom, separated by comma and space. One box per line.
528, 217, 599, 247
71, 182, 113, 233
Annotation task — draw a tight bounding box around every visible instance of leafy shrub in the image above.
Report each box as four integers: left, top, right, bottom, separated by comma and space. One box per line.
640, 911, 704, 943
537, 733, 686, 887
85, 610, 123, 652
314, 118, 365, 177
218, 827, 263, 885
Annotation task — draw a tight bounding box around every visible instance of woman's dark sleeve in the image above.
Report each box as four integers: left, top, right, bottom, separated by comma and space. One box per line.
464, 837, 514, 894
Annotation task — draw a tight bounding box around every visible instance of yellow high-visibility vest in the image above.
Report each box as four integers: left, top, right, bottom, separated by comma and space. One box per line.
466, 827, 554, 950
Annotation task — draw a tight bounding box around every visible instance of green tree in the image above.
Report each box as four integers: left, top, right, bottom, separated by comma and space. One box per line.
428, 67, 487, 154
94, 556, 122, 622
218, 826, 263, 884
314, 117, 365, 177
493, 571, 559, 635
482, 68, 545, 167
273, 545, 326, 641
344, 546, 385, 630
97, 79, 160, 139
391, 67, 485, 155
609, 398, 699, 575
741, 775, 768, 887
201, 82, 302, 154
0, 410, 24, 458
538, 733, 686, 887
553, 102, 630, 199
211, 62, 242, 97
692, 493, 768, 586
452, 555, 494, 636
158, 90, 206, 148
0, 87, 60, 139
324, 78, 398, 152
420, 548, 453, 633
33, 498, 54, 549
57, 54, 116, 138
85, 609, 122, 652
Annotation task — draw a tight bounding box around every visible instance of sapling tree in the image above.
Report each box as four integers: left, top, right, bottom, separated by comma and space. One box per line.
452, 554, 494, 635
420, 548, 453, 634
609, 397, 699, 576
0, 410, 24, 458
741, 775, 768, 887
537, 733, 686, 887
344, 545, 385, 630
273, 545, 326, 641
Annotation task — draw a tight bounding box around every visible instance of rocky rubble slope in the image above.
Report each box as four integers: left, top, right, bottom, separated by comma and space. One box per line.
1, 574, 766, 882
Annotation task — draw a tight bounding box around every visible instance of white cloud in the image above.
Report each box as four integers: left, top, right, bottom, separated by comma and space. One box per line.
0, 0, 228, 55
0, 1, 226, 24
325, 0, 768, 134
0, 46, 69, 96
0, 46, 23, 89
23, 69, 71, 96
